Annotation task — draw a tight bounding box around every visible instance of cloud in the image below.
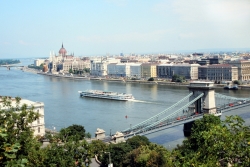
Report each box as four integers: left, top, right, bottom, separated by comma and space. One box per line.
153, 0, 250, 24
171, 0, 250, 23
19, 40, 37, 46
0, 41, 10, 45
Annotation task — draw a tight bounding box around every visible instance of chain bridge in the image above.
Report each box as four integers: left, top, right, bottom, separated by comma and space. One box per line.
94, 81, 250, 143
121, 82, 250, 138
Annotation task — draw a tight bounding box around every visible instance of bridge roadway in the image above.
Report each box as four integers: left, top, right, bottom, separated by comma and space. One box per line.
95, 93, 250, 143
123, 100, 250, 138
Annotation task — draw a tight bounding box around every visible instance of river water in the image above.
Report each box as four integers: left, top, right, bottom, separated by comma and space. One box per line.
1, 58, 250, 149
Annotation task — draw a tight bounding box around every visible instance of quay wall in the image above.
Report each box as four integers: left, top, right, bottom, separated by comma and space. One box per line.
24, 67, 250, 89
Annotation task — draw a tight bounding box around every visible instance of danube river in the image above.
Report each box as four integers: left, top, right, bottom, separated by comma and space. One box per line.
1, 59, 250, 149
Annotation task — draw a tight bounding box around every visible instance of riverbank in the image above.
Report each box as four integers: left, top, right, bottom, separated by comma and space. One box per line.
23, 67, 250, 89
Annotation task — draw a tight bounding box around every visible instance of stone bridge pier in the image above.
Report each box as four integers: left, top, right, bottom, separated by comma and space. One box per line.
187, 81, 217, 114
184, 81, 217, 136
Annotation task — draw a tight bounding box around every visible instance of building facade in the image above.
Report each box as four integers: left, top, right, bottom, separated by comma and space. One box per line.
157, 64, 200, 80
228, 60, 250, 81
90, 58, 120, 76
130, 64, 142, 79
141, 63, 157, 78
0, 96, 45, 137
198, 64, 238, 81
48, 44, 89, 74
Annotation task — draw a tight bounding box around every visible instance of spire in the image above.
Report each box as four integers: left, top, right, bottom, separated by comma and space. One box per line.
62, 43, 64, 48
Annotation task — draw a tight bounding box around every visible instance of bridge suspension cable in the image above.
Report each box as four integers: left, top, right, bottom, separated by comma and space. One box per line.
122, 92, 193, 134
141, 93, 204, 133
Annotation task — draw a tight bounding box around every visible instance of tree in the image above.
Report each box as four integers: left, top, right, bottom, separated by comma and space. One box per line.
59, 124, 86, 142
84, 68, 90, 73
99, 142, 132, 167
122, 143, 170, 167
126, 135, 150, 149
90, 140, 108, 155
171, 74, 185, 83
42, 140, 92, 167
170, 115, 250, 166
0, 96, 41, 166
233, 80, 241, 85
147, 77, 154, 81
69, 68, 73, 73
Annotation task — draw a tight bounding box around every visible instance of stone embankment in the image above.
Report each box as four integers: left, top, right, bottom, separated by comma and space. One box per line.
22, 67, 250, 89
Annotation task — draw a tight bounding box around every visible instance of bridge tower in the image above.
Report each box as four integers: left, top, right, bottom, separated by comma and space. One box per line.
187, 81, 217, 114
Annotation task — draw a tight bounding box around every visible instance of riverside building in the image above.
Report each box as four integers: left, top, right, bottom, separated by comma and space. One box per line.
0, 96, 45, 137
141, 63, 158, 79
228, 60, 250, 81
157, 64, 200, 80
198, 64, 238, 82
90, 57, 120, 76
48, 44, 89, 74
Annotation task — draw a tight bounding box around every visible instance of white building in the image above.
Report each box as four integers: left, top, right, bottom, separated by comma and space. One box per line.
107, 63, 141, 78
0, 96, 45, 137
34, 59, 47, 67
90, 58, 120, 76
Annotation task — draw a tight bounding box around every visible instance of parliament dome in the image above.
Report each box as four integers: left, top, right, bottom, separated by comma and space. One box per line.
59, 43, 67, 55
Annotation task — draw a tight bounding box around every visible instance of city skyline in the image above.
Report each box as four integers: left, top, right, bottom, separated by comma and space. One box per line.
1, 0, 250, 58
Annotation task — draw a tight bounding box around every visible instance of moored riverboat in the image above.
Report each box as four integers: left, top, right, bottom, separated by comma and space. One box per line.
78, 90, 135, 101
224, 84, 238, 90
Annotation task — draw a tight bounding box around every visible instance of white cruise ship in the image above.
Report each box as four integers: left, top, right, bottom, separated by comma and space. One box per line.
78, 90, 135, 101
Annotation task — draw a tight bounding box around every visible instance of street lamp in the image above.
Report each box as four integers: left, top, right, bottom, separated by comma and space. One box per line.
104, 152, 113, 167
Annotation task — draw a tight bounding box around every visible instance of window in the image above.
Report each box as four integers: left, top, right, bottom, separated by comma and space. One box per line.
38, 127, 40, 133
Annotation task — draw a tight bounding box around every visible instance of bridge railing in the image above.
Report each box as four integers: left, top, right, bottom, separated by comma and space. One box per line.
121, 92, 193, 134
140, 93, 204, 133
123, 93, 204, 135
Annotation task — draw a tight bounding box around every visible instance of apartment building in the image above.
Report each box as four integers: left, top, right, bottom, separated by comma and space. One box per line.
228, 60, 250, 81
157, 64, 200, 80
141, 63, 157, 78
90, 58, 120, 76
198, 64, 238, 81
130, 64, 142, 79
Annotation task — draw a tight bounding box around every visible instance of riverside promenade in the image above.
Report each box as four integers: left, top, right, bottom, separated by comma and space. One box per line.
23, 67, 250, 90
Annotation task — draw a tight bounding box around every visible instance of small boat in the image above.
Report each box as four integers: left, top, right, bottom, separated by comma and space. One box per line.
224, 84, 238, 90
78, 90, 135, 101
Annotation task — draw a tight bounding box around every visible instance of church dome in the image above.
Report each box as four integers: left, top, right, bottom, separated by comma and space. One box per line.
59, 43, 67, 55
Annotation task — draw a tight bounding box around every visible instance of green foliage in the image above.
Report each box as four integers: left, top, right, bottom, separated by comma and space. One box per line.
0, 96, 40, 166
0, 59, 20, 65
89, 140, 108, 155
100, 142, 132, 167
42, 140, 92, 167
28, 63, 44, 70
59, 124, 86, 142
147, 77, 154, 81
69, 68, 73, 73
233, 80, 241, 85
126, 135, 150, 149
171, 74, 185, 83
84, 68, 90, 73
123, 143, 170, 167
170, 115, 250, 166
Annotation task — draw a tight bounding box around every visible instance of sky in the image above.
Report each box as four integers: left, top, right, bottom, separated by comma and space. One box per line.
1, 0, 250, 58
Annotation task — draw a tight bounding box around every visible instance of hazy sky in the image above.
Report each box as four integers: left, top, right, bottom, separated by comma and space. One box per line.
1, 0, 250, 58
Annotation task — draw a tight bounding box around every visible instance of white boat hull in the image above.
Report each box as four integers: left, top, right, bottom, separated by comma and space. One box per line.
79, 90, 135, 101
